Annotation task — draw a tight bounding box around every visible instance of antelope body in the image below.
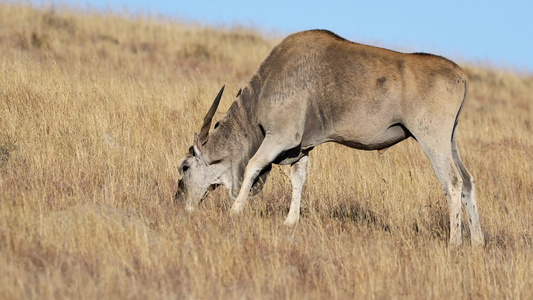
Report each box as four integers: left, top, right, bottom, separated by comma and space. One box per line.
176, 30, 483, 246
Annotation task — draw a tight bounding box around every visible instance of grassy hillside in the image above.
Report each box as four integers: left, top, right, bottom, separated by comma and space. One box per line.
0, 3, 532, 299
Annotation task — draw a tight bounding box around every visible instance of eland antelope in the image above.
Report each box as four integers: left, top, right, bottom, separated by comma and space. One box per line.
175, 30, 483, 246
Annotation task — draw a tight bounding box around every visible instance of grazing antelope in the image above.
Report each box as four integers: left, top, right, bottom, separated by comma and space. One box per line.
176, 30, 483, 246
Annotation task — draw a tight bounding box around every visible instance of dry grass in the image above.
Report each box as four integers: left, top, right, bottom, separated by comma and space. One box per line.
0, 3, 532, 299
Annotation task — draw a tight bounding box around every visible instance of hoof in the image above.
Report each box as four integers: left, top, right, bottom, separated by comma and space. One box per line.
283, 218, 298, 226
230, 203, 244, 215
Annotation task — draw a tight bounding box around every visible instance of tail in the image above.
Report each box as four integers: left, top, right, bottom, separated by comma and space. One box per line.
453, 69, 469, 130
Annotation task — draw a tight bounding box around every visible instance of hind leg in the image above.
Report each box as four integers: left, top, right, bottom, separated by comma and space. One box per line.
417, 139, 464, 247
452, 129, 484, 246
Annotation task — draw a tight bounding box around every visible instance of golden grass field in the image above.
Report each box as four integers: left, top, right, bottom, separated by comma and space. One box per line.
0, 3, 532, 299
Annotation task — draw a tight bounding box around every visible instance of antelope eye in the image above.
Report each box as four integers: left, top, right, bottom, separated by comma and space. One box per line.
182, 165, 190, 173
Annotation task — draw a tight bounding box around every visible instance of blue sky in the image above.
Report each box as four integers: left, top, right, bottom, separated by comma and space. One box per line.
36, 0, 533, 72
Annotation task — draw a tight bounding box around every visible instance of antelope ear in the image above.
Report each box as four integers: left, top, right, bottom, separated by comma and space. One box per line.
193, 132, 203, 157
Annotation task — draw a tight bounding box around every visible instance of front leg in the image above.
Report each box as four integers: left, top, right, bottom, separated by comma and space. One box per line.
284, 155, 308, 226
230, 162, 265, 214
231, 134, 298, 214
